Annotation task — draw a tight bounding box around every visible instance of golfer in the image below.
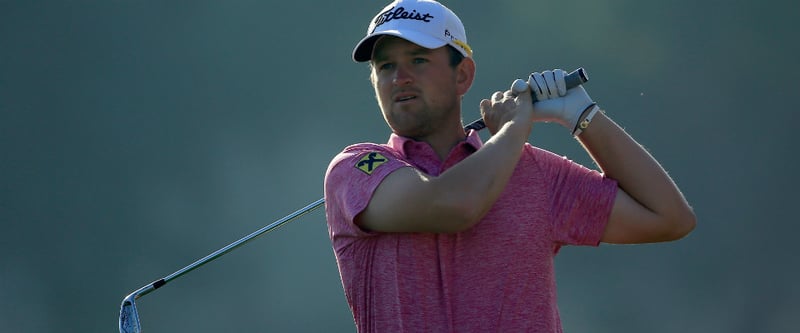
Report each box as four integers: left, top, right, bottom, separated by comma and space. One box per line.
324, 0, 696, 332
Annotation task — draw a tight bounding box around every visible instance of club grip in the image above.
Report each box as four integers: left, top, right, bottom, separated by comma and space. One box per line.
562, 67, 588, 98
464, 67, 588, 132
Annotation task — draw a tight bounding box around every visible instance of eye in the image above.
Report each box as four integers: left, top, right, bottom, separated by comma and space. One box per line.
412, 57, 428, 64
377, 62, 395, 71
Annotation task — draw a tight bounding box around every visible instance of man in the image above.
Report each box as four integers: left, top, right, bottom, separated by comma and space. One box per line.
324, 0, 696, 332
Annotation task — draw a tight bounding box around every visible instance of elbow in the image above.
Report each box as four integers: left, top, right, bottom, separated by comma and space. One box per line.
440, 209, 484, 234
679, 208, 698, 238
664, 206, 697, 241
433, 193, 487, 233
605, 204, 696, 244
453, 204, 486, 233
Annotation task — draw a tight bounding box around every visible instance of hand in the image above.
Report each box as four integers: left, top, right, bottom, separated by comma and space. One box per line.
479, 79, 534, 135
527, 69, 595, 133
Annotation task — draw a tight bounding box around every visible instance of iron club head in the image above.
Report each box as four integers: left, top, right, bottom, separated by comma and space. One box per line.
119, 279, 160, 332
119, 293, 141, 333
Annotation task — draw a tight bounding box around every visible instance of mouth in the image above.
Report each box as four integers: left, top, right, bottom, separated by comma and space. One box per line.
393, 92, 418, 103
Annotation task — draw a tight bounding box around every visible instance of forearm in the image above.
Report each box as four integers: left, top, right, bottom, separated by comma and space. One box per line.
358, 115, 533, 233
432, 118, 532, 222
423, 89, 537, 230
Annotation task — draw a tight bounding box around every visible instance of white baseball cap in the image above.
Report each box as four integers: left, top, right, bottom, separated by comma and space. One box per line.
352, 0, 472, 62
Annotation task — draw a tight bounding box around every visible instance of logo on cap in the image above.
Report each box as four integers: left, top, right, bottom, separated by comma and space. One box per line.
371, 6, 435, 33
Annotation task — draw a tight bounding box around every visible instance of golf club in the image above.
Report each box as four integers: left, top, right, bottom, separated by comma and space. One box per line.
119, 68, 588, 333
119, 198, 324, 333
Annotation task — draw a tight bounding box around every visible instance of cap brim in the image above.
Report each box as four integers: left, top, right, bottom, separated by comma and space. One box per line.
352, 30, 448, 62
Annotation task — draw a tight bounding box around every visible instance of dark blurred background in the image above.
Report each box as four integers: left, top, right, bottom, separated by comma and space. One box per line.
1, 0, 797, 332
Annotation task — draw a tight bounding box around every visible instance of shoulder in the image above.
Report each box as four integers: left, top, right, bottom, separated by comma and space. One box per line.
327, 143, 402, 174
520, 143, 614, 191
323, 142, 412, 232
324, 142, 412, 192
517, 144, 611, 191
520, 143, 571, 171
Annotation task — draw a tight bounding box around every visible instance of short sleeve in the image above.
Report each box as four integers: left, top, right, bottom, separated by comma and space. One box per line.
530, 146, 618, 246
324, 143, 411, 241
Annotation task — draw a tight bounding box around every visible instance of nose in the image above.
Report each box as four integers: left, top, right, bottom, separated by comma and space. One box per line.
392, 65, 413, 86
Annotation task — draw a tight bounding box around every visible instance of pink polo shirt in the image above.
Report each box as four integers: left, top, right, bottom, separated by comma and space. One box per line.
324, 130, 617, 333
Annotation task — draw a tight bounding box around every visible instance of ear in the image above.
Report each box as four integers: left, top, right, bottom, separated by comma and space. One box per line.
455, 57, 476, 96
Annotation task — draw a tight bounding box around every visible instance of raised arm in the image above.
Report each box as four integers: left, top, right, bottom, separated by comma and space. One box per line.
527, 70, 696, 244
357, 87, 535, 234
579, 111, 695, 243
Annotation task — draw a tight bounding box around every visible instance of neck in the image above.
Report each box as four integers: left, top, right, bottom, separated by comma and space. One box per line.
410, 120, 468, 161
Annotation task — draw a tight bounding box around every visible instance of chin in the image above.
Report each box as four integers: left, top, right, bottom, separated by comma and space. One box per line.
388, 122, 422, 137
385, 112, 436, 138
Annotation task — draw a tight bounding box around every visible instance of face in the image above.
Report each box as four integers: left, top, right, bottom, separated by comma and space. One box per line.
370, 37, 472, 139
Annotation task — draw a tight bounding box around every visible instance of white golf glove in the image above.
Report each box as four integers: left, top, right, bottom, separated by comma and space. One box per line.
527, 69, 597, 135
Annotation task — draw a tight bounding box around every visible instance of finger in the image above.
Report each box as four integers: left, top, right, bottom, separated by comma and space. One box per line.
492, 91, 504, 102
479, 98, 491, 114
529, 72, 546, 101
553, 69, 567, 96
510, 78, 528, 96
542, 70, 556, 98
502, 94, 515, 107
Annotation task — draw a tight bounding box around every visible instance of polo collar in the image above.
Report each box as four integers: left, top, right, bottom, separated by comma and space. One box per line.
387, 129, 483, 158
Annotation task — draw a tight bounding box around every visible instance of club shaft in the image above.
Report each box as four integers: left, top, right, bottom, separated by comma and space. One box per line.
138, 197, 325, 296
